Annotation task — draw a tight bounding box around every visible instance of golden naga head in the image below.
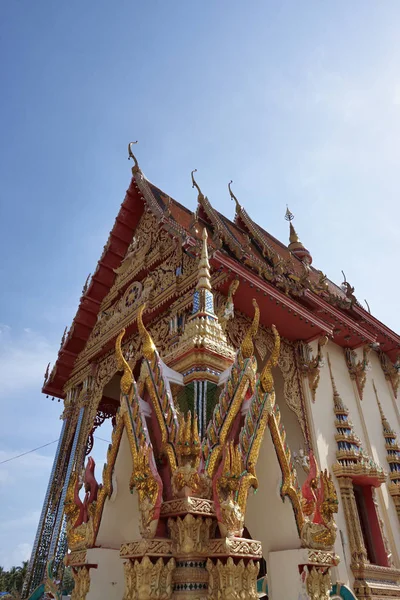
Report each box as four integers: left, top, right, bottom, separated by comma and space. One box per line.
259, 325, 281, 394
241, 299, 260, 359
320, 469, 339, 519
137, 303, 156, 361
176, 411, 201, 467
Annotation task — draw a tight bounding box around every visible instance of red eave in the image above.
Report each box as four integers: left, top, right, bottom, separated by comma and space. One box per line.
352, 305, 400, 359
42, 178, 145, 398
213, 251, 333, 341
304, 291, 377, 348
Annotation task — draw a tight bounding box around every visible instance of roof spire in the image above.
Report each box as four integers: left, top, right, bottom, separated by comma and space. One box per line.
284, 205, 312, 265
197, 228, 212, 292
191, 169, 205, 200
128, 141, 140, 174
327, 353, 346, 410
373, 380, 392, 431
228, 180, 241, 211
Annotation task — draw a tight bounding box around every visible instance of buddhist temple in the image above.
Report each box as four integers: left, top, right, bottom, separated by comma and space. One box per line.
22, 144, 400, 600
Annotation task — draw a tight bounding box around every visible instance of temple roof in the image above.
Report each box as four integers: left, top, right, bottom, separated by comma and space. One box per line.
43, 160, 400, 399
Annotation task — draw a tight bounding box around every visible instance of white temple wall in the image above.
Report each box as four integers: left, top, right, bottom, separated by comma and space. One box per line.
86, 548, 124, 600
273, 367, 308, 488
245, 421, 301, 555
353, 351, 400, 565
309, 340, 400, 581
96, 430, 141, 548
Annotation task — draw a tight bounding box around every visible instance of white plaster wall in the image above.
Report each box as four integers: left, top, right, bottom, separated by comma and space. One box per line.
245, 421, 301, 554
86, 548, 124, 600
307, 340, 363, 587
310, 340, 400, 584
268, 548, 310, 600
96, 430, 141, 548
356, 351, 400, 563
273, 367, 308, 488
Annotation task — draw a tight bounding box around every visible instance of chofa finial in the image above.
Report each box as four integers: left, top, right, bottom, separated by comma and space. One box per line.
128, 141, 139, 174
228, 180, 241, 210
191, 169, 204, 200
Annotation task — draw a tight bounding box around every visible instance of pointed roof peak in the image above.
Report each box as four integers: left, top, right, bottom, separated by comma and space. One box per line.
191, 169, 205, 201
284, 205, 312, 265
228, 180, 241, 211
327, 353, 347, 410
128, 141, 140, 175
196, 227, 212, 292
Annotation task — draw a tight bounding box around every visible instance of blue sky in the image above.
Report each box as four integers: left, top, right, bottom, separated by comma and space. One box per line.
1, 0, 400, 570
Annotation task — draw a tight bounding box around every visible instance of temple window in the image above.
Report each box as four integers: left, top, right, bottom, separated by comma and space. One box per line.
353, 484, 388, 567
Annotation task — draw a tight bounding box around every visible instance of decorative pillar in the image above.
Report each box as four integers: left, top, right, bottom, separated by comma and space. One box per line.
22, 386, 82, 598
336, 478, 368, 568
168, 512, 212, 599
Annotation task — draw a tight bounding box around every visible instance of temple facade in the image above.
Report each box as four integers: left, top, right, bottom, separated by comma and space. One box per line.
22, 145, 400, 600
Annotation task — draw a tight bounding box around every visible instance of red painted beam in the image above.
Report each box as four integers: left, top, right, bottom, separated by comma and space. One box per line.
214, 251, 333, 338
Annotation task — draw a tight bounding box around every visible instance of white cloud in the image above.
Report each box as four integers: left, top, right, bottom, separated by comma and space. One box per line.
0, 326, 58, 399
0, 543, 32, 570
0, 449, 54, 486
0, 511, 40, 532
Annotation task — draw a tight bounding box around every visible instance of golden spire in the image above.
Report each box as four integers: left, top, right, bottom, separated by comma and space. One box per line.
137, 303, 156, 361
289, 221, 300, 244
327, 353, 346, 410
373, 380, 392, 431
285, 206, 300, 244
260, 325, 280, 393
196, 227, 212, 292
115, 328, 134, 396
228, 180, 241, 211
241, 299, 260, 359
284, 205, 312, 264
191, 169, 204, 200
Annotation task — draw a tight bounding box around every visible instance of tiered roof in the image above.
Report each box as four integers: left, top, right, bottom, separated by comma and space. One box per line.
43, 149, 400, 399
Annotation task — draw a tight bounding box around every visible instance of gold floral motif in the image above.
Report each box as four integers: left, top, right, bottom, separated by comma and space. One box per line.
240, 299, 259, 359
160, 497, 215, 517
206, 557, 259, 600
218, 278, 240, 331
172, 412, 212, 499
71, 566, 90, 600
379, 350, 400, 399
207, 538, 262, 558
223, 307, 310, 444
215, 442, 248, 537
137, 303, 157, 361
300, 470, 338, 550
203, 301, 259, 479
123, 556, 175, 600
116, 328, 134, 396
296, 337, 328, 402
120, 539, 172, 559
65, 550, 87, 567
344, 346, 372, 400
259, 324, 280, 393
305, 566, 332, 600
168, 514, 213, 556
